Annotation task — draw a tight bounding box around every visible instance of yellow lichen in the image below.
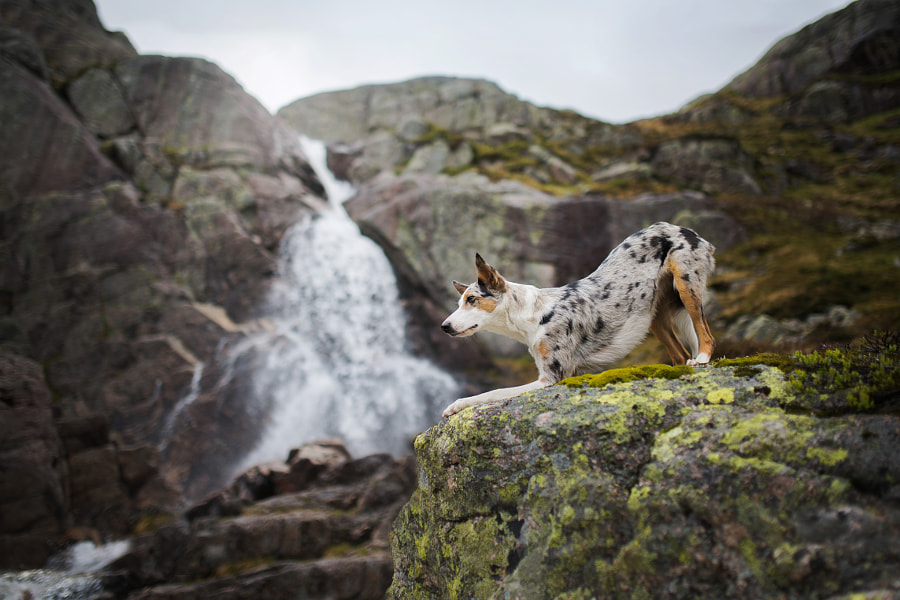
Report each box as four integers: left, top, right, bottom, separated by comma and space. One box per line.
707, 388, 735, 404
806, 446, 848, 466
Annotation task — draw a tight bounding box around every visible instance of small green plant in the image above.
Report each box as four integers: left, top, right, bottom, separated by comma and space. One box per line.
788, 331, 899, 411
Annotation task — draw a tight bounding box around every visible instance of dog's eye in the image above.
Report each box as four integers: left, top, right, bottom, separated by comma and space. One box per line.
466, 296, 477, 305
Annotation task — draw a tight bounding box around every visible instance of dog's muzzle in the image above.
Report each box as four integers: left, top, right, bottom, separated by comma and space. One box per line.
442, 321, 477, 337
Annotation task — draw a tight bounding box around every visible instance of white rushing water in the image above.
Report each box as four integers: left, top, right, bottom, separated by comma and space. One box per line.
0, 540, 130, 600
230, 137, 458, 474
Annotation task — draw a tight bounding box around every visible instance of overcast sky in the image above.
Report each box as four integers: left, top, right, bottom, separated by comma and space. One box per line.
94, 0, 851, 124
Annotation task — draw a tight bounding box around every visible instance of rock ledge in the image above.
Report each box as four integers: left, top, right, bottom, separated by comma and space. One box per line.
389, 350, 900, 599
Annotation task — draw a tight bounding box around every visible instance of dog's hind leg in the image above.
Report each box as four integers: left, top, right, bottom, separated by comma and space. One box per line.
650, 271, 692, 365
666, 257, 715, 365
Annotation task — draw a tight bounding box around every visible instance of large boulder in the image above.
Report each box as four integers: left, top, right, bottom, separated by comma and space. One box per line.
347, 173, 742, 300
389, 347, 900, 598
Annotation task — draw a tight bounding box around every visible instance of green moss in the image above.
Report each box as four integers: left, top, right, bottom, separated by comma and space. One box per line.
322, 543, 375, 558
739, 537, 763, 581
714, 353, 798, 373
412, 121, 465, 150
806, 446, 848, 466
561, 364, 694, 388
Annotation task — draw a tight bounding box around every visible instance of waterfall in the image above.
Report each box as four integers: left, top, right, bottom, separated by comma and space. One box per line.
230, 138, 458, 473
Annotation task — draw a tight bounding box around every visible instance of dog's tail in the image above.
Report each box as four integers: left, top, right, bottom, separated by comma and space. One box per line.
673, 308, 700, 359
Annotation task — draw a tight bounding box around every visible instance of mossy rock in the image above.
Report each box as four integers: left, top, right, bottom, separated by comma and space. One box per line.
388, 349, 900, 599
714, 352, 798, 374
561, 364, 694, 388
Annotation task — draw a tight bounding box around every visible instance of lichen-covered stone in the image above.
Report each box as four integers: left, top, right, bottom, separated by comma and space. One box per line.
389, 356, 900, 599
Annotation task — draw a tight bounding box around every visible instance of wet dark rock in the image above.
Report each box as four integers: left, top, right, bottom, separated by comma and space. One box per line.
122, 554, 392, 600
0, 351, 68, 569
115, 441, 416, 599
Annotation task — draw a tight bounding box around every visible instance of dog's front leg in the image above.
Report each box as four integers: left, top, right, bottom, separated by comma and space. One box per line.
442, 378, 550, 417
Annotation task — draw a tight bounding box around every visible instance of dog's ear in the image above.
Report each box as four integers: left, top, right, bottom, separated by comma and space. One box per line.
475, 253, 507, 293
452, 280, 468, 295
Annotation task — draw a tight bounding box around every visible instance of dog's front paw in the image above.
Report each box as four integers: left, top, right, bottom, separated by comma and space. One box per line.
442, 399, 469, 418
687, 352, 711, 366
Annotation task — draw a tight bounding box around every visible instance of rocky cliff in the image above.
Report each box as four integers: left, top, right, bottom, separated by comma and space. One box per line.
0, 0, 327, 567
390, 339, 900, 598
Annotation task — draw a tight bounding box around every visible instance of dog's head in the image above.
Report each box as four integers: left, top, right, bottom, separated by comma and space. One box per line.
441, 253, 508, 337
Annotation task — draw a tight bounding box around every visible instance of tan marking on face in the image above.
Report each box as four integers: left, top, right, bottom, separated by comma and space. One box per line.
476, 297, 498, 313
462, 292, 498, 313
538, 340, 550, 359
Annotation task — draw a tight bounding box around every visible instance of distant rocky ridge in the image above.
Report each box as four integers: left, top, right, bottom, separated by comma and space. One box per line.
726, 0, 900, 100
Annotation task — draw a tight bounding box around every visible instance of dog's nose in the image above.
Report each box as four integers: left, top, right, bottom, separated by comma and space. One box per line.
441, 321, 454, 334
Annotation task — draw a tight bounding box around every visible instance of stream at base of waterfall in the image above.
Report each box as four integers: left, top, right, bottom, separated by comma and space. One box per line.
0, 540, 130, 600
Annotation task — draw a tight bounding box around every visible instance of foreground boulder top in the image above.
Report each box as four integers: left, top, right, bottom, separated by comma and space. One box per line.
390, 344, 900, 599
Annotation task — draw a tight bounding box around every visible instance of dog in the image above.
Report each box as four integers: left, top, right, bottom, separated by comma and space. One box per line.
440, 221, 716, 417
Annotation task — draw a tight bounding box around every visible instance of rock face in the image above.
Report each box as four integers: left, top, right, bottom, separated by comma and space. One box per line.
389, 350, 900, 599
279, 76, 645, 188
685, 0, 900, 125
0, 0, 136, 87
0, 352, 178, 570
0, 0, 328, 549
109, 440, 415, 600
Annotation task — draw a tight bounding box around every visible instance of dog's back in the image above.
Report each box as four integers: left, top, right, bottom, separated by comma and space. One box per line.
536, 222, 715, 378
